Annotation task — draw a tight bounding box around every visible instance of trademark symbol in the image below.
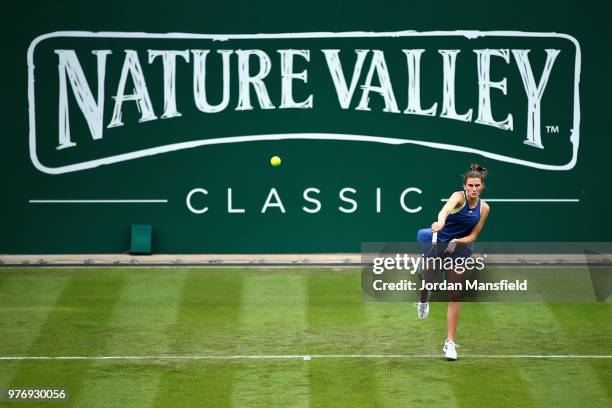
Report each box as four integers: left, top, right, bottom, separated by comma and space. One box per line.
546, 125, 560, 133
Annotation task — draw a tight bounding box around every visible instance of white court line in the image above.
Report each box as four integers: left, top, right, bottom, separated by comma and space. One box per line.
441, 199, 580, 203
29, 200, 168, 203
1, 354, 610, 361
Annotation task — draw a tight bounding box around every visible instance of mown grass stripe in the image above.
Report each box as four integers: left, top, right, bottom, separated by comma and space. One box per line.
70, 269, 187, 408
545, 303, 612, 405
7, 269, 127, 406
231, 272, 310, 407
306, 270, 381, 407
151, 269, 244, 408
365, 301, 459, 407
0, 269, 70, 387
445, 303, 538, 408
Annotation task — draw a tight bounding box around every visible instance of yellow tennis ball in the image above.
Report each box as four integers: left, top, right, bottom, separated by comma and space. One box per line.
270, 156, 281, 167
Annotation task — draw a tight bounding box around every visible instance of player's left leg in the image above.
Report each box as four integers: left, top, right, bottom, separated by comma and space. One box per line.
443, 264, 465, 360
446, 300, 460, 342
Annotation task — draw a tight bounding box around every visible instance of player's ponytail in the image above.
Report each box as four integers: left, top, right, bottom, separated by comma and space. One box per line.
464, 163, 487, 183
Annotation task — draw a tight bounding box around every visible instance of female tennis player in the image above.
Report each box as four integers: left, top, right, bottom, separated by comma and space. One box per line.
415, 164, 490, 360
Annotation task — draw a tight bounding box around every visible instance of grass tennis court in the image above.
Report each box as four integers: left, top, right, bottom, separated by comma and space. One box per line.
0, 267, 610, 407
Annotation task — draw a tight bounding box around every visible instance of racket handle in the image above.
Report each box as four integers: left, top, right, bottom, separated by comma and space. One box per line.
432, 231, 438, 245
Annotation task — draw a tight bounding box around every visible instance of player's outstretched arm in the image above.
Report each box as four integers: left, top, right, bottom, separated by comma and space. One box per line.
432, 191, 464, 232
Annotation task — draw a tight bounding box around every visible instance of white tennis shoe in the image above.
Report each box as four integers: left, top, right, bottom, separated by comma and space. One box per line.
415, 302, 429, 320
443, 339, 459, 360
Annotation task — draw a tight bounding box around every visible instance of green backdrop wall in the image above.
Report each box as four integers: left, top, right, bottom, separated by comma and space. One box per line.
1, 0, 610, 253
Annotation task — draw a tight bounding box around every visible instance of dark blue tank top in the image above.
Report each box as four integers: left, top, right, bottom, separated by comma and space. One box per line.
437, 191, 481, 243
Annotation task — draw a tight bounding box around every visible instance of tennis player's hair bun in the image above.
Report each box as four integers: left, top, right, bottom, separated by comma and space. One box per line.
464, 163, 488, 183
470, 163, 488, 177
